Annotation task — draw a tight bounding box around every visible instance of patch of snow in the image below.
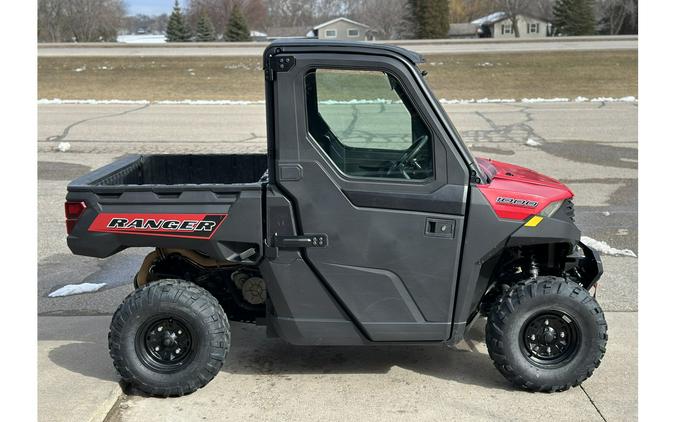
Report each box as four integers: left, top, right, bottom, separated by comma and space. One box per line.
522, 97, 570, 103
477, 62, 494, 67
38, 97, 639, 106
471, 11, 507, 25
224, 64, 252, 70
73, 66, 86, 72
156, 99, 265, 105
476, 98, 516, 103
602, 211, 611, 216
580, 236, 637, 258
57, 142, 71, 152
438, 98, 476, 104
117, 34, 166, 43
525, 138, 541, 147
319, 98, 398, 105
48, 282, 106, 297
39, 99, 150, 105
590, 96, 637, 103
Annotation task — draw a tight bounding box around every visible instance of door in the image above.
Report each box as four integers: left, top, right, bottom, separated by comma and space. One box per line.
273, 52, 469, 341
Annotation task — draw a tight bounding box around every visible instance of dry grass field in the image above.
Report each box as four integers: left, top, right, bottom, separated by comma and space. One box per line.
38, 50, 637, 101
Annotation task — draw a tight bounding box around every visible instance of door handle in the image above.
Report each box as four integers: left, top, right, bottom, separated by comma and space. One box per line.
425, 218, 455, 238
273, 233, 328, 248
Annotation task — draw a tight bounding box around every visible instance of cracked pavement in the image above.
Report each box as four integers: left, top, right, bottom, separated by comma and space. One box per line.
38, 102, 637, 421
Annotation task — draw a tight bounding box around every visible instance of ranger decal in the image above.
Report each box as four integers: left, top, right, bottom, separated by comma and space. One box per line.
88, 213, 227, 239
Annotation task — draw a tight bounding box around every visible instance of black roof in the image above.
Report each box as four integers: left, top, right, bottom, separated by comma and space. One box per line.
265, 39, 424, 64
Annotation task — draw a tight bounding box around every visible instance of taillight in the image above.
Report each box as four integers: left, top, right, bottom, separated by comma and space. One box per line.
65, 201, 86, 234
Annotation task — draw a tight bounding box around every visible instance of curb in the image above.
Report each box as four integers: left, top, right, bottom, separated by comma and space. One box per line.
88, 382, 123, 422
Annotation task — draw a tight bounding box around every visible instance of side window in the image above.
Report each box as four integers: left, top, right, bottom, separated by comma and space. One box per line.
305, 68, 433, 180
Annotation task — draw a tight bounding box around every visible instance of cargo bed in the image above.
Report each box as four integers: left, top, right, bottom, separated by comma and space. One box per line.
66, 154, 267, 261
68, 154, 268, 192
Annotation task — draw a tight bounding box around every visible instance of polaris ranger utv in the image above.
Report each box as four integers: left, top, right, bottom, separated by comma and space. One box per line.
65, 40, 606, 396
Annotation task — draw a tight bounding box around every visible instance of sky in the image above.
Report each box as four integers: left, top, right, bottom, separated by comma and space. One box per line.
125, 0, 184, 16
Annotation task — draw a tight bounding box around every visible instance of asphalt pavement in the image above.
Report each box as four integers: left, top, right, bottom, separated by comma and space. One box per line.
37, 101, 638, 421
38, 35, 637, 57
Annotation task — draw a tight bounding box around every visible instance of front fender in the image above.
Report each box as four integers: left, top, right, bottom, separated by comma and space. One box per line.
574, 241, 604, 288
506, 215, 580, 248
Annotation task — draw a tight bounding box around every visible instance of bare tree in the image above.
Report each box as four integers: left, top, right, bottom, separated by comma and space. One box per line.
448, 0, 497, 24
266, 0, 315, 28
38, 0, 125, 42
38, 0, 65, 42
354, 0, 410, 39
597, 0, 637, 34
526, 0, 556, 21
314, 0, 360, 21
188, 0, 266, 35
494, 0, 527, 37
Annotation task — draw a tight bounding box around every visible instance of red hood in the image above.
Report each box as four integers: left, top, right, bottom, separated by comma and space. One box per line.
475, 157, 573, 220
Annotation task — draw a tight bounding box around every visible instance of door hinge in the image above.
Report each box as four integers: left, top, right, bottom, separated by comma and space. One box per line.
265, 54, 295, 81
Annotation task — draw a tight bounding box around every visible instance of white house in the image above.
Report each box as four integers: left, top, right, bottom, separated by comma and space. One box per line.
308, 17, 373, 41
472, 12, 551, 38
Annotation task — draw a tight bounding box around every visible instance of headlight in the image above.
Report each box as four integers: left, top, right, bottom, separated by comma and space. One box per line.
540, 200, 563, 217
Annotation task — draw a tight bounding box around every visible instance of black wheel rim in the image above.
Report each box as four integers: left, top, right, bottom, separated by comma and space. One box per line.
136, 316, 195, 373
521, 311, 580, 367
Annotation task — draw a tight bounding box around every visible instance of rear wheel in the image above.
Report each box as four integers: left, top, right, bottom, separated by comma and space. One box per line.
109, 279, 230, 397
485, 276, 607, 392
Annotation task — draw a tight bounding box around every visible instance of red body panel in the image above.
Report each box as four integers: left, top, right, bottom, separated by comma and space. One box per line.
88, 213, 228, 240
475, 157, 573, 220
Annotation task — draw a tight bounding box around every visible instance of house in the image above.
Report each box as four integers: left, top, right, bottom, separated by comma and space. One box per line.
250, 30, 268, 42
265, 26, 312, 40
471, 12, 551, 38
447, 23, 479, 39
308, 17, 373, 41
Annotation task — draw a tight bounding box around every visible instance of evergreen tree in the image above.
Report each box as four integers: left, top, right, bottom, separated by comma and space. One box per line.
553, 0, 596, 36
195, 13, 216, 42
224, 5, 251, 42
409, 0, 449, 39
165, 0, 191, 42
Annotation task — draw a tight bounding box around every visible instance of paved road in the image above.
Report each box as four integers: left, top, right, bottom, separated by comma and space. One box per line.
37, 101, 637, 421
38, 36, 637, 57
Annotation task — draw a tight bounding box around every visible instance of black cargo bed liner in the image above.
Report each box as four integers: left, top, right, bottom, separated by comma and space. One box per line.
68, 154, 268, 192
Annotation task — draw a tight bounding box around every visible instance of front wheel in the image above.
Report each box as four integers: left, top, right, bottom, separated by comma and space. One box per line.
109, 279, 230, 397
486, 276, 607, 392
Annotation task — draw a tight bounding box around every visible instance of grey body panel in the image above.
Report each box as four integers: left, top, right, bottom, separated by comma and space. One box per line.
269, 50, 470, 342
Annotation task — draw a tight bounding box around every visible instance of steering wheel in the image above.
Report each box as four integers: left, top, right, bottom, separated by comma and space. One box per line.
387, 134, 429, 180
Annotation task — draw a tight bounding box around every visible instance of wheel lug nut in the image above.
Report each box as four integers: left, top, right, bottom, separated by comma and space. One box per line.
560, 332, 565, 338
157, 326, 163, 332
154, 346, 160, 351
531, 334, 536, 340
544, 319, 549, 326
175, 348, 181, 354
178, 330, 182, 335
546, 346, 551, 354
